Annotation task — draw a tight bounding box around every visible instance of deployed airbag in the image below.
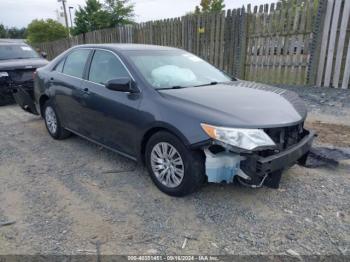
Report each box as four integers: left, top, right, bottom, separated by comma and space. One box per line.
151, 65, 196, 88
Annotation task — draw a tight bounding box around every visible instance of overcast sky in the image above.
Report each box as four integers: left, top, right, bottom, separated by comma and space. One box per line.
0, 0, 275, 28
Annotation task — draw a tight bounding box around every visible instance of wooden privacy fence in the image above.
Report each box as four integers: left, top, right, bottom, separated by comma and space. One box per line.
39, 11, 246, 79
315, 0, 350, 89
38, 0, 350, 89
245, 1, 317, 86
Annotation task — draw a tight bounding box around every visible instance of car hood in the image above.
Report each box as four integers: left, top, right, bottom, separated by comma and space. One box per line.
159, 80, 307, 128
0, 58, 48, 71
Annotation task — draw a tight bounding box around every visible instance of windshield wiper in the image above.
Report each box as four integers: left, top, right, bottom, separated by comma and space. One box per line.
194, 81, 218, 87
156, 85, 187, 90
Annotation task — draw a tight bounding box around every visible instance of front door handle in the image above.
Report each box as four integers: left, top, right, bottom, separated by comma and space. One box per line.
81, 87, 90, 95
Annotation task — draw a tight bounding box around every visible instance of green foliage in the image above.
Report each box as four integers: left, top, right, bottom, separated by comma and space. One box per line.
27, 19, 68, 45
103, 0, 134, 26
194, 6, 201, 14
0, 24, 6, 38
0, 24, 27, 39
199, 0, 211, 12
72, 0, 134, 35
195, 0, 225, 14
72, 0, 109, 35
210, 0, 225, 12
7, 27, 27, 39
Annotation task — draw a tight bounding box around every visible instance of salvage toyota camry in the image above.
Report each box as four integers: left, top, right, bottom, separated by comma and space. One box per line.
14, 44, 315, 196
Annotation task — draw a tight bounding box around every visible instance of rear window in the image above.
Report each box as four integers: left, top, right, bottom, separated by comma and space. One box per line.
0, 44, 40, 60
62, 49, 90, 78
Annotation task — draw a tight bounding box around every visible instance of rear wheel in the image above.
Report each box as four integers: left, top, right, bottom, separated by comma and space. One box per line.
43, 100, 71, 140
145, 131, 205, 197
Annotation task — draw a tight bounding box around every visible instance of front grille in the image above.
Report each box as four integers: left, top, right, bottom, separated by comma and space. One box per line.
259, 123, 305, 157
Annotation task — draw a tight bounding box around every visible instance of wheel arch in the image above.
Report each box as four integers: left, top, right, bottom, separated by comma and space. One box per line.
139, 124, 191, 163
39, 94, 50, 117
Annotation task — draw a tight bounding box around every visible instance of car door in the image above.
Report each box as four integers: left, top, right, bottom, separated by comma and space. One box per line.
51, 48, 92, 133
78, 49, 142, 156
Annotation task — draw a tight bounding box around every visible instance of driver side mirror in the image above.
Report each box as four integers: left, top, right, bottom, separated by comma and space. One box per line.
41, 52, 47, 59
105, 78, 138, 93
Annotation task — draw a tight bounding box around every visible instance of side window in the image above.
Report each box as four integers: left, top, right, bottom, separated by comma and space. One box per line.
54, 58, 65, 72
62, 49, 90, 78
88, 50, 129, 85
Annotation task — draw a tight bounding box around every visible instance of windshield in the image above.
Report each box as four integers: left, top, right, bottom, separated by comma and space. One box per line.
0, 44, 40, 60
126, 50, 232, 89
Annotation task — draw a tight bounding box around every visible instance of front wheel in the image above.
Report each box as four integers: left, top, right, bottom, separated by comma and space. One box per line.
145, 131, 205, 197
43, 100, 71, 140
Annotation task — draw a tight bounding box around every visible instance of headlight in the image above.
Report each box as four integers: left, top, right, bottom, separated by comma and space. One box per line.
201, 123, 276, 151
0, 72, 9, 77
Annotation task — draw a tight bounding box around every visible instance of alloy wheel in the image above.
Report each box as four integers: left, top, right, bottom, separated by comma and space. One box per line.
150, 142, 185, 188
45, 106, 58, 135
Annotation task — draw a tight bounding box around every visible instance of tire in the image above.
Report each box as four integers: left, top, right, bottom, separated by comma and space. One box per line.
0, 92, 14, 106
43, 100, 71, 140
145, 131, 205, 197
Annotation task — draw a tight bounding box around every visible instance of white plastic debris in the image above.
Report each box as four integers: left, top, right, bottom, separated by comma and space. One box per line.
204, 149, 244, 183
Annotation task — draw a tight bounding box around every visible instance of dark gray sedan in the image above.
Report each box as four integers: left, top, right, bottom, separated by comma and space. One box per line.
14, 44, 315, 196
0, 41, 48, 106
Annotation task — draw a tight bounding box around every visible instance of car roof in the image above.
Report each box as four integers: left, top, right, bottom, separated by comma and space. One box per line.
74, 43, 181, 52
0, 39, 26, 45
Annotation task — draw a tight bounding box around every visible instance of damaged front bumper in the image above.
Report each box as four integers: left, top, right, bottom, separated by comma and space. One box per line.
202, 129, 316, 187
0, 69, 38, 114
11, 82, 39, 115
243, 130, 315, 175
0, 73, 12, 94
240, 130, 315, 187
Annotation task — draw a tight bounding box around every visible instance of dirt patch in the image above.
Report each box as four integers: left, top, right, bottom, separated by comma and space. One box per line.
304, 120, 350, 169
305, 121, 350, 147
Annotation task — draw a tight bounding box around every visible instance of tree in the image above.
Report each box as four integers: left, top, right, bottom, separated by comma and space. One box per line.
194, 0, 225, 14
27, 19, 68, 45
72, 0, 110, 35
211, 0, 225, 12
194, 6, 200, 14
103, 0, 134, 26
7, 27, 27, 39
72, 0, 134, 35
199, 0, 211, 12
0, 24, 7, 38
0, 24, 27, 39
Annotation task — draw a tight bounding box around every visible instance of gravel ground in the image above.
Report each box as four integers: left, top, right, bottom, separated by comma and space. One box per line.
0, 87, 349, 257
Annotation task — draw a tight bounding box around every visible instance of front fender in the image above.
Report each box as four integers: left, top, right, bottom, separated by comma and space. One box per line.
142, 121, 192, 146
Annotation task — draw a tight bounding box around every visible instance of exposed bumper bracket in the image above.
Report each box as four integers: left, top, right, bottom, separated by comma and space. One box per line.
257, 130, 315, 174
